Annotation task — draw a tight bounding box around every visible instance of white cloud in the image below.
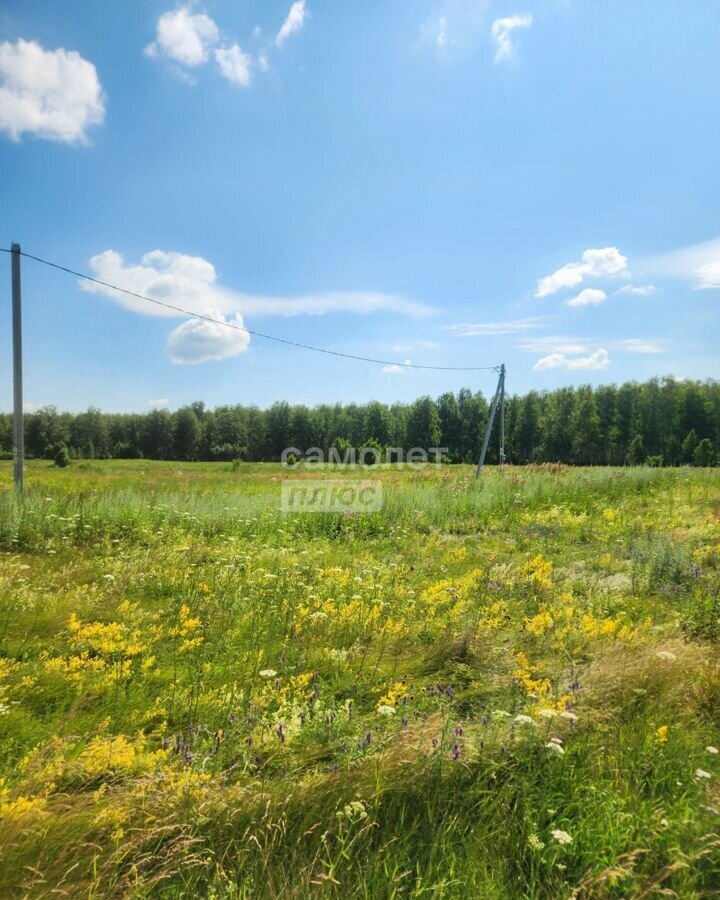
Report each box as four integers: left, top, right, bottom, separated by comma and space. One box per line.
146, 7, 219, 66
80, 250, 435, 364
0, 39, 105, 143
521, 335, 666, 358
166, 311, 250, 364
645, 237, 720, 290
613, 339, 665, 354
534, 348, 610, 371
616, 284, 656, 296
81, 249, 436, 319
148, 398, 170, 408
491, 14, 532, 63
381, 360, 411, 375
446, 317, 546, 337
519, 336, 589, 354
215, 44, 252, 86
536, 247, 628, 297
276, 1, 307, 47
566, 288, 607, 308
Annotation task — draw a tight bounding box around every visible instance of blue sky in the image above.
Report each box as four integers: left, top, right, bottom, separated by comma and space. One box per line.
1, 0, 719, 412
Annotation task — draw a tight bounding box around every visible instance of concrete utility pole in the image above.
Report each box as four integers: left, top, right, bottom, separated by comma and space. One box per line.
11, 243, 23, 492
499, 363, 506, 466
475, 363, 505, 477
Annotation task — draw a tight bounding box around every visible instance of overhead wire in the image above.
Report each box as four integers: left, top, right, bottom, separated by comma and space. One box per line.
0, 247, 501, 372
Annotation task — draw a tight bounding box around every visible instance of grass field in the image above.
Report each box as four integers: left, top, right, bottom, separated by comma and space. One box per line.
0, 460, 719, 898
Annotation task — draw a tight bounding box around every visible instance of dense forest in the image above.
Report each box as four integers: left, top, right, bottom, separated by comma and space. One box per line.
1, 377, 718, 466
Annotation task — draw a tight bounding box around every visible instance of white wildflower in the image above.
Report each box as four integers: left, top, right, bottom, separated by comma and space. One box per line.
337, 800, 367, 822
259, 669, 277, 678
377, 705, 396, 716
514, 714, 536, 726
546, 742, 565, 755
695, 768, 712, 780
707, 746, 719, 755
655, 650, 677, 661
551, 829, 572, 845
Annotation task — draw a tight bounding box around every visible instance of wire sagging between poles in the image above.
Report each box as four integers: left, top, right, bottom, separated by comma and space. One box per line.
0, 247, 501, 373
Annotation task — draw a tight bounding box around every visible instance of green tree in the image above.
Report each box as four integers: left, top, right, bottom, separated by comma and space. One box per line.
141, 409, 174, 459
54, 444, 71, 467
514, 391, 540, 463
626, 434, 646, 465
436, 393, 462, 461
406, 396, 441, 452
569, 387, 601, 465
174, 407, 201, 460
681, 429, 699, 463
693, 438, 715, 467
364, 401, 391, 447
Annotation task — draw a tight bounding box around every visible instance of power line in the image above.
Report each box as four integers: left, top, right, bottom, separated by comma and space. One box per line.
0, 247, 500, 373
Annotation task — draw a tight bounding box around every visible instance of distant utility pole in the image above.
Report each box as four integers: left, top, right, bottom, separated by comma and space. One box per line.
11, 243, 23, 492
475, 363, 505, 477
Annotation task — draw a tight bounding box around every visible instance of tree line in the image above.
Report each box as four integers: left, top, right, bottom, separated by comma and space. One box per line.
1, 377, 718, 466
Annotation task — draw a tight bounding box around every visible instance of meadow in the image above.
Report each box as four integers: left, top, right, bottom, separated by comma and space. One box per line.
0, 460, 719, 898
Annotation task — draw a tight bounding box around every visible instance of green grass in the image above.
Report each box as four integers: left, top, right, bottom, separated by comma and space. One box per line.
0, 461, 719, 898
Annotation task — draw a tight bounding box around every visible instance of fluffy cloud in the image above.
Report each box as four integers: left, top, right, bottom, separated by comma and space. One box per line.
147, 4, 306, 86
215, 44, 252, 86
80, 249, 435, 364
276, 1, 307, 47
0, 39, 105, 143
145, 7, 219, 66
148, 398, 170, 408
536, 247, 627, 297
491, 14, 533, 63
81, 250, 436, 319
645, 237, 720, 290
166, 312, 250, 364
446, 317, 546, 336
566, 288, 607, 308
534, 348, 610, 371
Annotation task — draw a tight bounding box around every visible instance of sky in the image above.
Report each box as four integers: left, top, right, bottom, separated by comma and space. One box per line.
1, 0, 719, 413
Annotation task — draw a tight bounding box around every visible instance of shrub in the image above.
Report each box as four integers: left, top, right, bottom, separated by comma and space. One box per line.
693, 438, 715, 467
54, 445, 71, 468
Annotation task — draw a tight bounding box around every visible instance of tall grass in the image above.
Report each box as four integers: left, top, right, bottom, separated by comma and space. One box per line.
0, 461, 718, 897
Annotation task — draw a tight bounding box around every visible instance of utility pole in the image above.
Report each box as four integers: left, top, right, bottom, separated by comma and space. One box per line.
475, 363, 505, 477
11, 243, 23, 492
498, 363, 506, 466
